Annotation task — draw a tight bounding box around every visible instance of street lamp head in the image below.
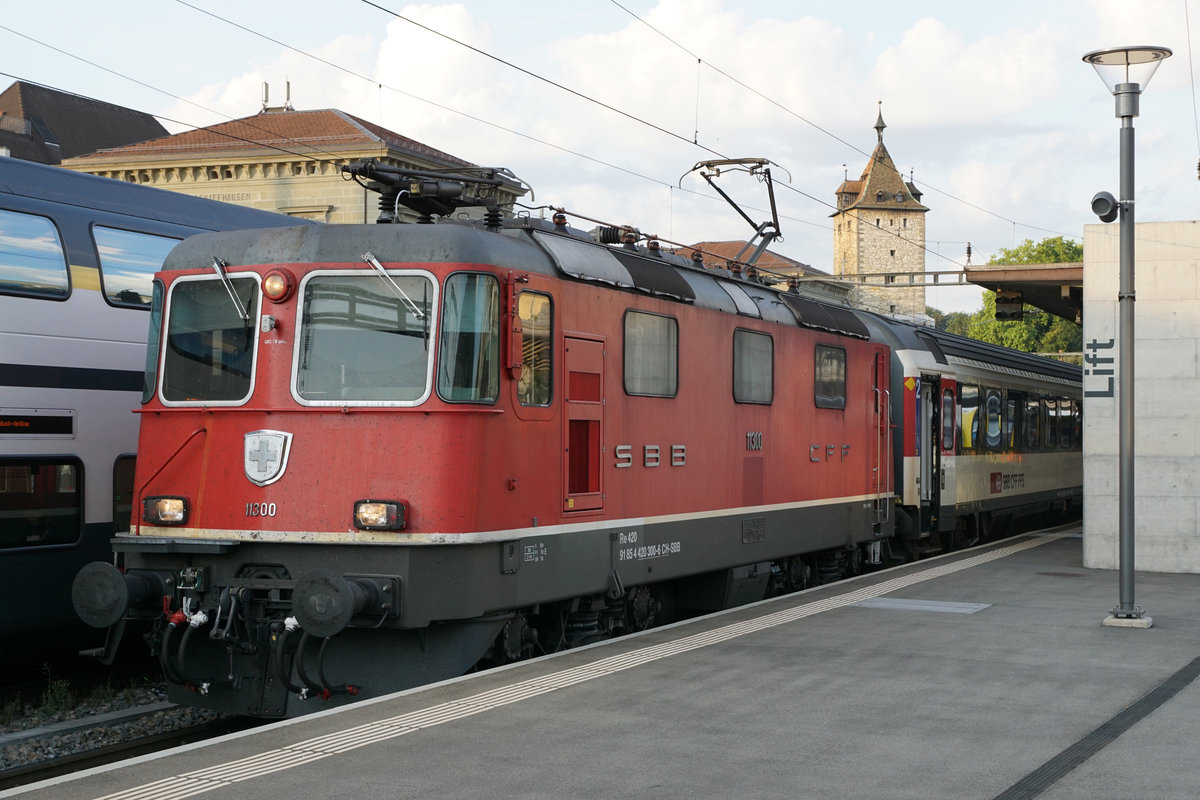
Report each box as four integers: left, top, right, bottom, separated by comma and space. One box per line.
1083, 46, 1172, 94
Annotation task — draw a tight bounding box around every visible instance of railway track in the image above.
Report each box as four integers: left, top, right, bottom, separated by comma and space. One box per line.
0, 714, 263, 791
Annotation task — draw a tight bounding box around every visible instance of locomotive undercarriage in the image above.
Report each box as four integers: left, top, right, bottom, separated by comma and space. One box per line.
73, 501, 890, 717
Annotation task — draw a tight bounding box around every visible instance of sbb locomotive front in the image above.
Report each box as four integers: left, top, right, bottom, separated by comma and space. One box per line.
72, 164, 896, 716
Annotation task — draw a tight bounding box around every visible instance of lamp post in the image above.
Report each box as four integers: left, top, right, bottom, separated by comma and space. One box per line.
1083, 46, 1171, 629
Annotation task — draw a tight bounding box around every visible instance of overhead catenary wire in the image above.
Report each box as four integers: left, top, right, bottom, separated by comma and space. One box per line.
6, 3, 1080, 267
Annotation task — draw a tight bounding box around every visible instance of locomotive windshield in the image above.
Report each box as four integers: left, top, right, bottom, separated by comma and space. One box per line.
296, 272, 435, 404
161, 276, 259, 403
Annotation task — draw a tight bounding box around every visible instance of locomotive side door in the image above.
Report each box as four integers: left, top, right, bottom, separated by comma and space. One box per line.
563, 334, 605, 512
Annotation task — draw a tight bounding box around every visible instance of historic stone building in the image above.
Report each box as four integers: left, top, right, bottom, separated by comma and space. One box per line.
831, 109, 929, 317
61, 101, 523, 223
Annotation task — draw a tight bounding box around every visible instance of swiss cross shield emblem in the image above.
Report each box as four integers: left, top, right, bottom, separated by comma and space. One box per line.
244, 430, 293, 487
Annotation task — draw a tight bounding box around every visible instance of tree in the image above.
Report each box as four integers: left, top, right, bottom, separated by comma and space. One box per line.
927, 236, 1082, 358
989, 236, 1083, 265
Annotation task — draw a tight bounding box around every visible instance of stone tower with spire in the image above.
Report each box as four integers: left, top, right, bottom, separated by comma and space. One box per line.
832, 106, 929, 317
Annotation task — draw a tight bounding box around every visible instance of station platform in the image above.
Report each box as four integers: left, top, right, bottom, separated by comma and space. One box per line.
8, 525, 1200, 800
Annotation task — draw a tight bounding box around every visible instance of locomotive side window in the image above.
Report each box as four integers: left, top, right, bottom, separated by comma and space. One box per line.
624, 311, 678, 397
142, 280, 164, 404
518, 291, 552, 406
959, 384, 979, 451
733, 329, 773, 404
295, 272, 434, 404
93, 226, 179, 309
0, 209, 68, 298
813, 345, 846, 409
438, 273, 500, 403
0, 458, 82, 549
940, 388, 955, 451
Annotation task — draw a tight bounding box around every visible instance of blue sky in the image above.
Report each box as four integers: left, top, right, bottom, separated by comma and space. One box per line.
5, 0, 1198, 312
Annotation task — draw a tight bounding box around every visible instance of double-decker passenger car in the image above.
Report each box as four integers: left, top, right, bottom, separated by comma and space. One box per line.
0, 156, 311, 668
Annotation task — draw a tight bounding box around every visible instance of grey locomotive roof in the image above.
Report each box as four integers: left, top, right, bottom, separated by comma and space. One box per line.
163, 219, 872, 340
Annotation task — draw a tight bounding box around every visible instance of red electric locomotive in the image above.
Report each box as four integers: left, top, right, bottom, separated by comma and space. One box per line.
73, 163, 894, 716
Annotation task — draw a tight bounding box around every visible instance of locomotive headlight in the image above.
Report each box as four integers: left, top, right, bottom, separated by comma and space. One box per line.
354, 500, 406, 531
143, 496, 189, 525
262, 268, 295, 302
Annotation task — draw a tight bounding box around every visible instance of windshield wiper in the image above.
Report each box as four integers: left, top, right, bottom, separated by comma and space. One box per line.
361, 252, 426, 321
211, 257, 249, 321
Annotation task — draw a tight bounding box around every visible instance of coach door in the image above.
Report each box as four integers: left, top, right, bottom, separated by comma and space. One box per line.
919, 375, 941, 526
563, 335, 605, 512
872, 350, 891, 524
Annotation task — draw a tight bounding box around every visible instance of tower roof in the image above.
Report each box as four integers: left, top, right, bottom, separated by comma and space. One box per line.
834, 106, 927, 214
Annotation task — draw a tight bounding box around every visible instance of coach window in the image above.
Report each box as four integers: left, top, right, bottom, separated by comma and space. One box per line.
0, 459, 82, 549
624, 310, 678, 397
983, 389, 1003, 450
518, 292, 552, 406
1006, 391, 1025, 452
814, 345, 846, 409
1024, 396, 1041, 450
959, 384, 979, 452
940, 388, 956, 451
1059, 399, 1075, 448
733, 329, 773, 404
0, 209, 68, 298
94, 226, 179, 308
1043, 398, 1058, 449
113, 456, 136, 533
438, 273, 500, 403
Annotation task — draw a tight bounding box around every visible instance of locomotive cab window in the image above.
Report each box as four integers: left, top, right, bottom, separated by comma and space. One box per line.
94, 226, 179, 308
438, 273, 500, 403
814, 345, 846, 409
0, 458, 82, 549
733, 329, 773, 404
0, 209, 68, 298
518, 291, 552, 406
624, 310, 678, 397
161, 275, 260, 404
295, 270, 435, 405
